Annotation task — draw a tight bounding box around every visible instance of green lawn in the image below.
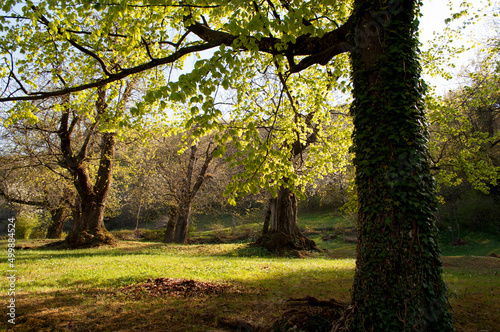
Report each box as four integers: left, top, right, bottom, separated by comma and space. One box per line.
0, 236, 499, 331
1, 209, 498, 331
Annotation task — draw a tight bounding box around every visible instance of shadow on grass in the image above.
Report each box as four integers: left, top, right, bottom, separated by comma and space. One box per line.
1, 241, 498, 332
5, 257, 499, 332
1, 264, 355, 332
0, 241, 168, 262
212, 243, 357, 260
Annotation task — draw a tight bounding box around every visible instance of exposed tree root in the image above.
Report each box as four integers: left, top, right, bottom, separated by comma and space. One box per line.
287, 296, 346, 308
65, 228, 116, 248
253, 231, 320, 256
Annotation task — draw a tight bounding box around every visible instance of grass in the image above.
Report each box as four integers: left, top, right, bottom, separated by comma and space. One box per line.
440, 230, 500, 256
1, 211, 498, 331
0, 241, 355, 331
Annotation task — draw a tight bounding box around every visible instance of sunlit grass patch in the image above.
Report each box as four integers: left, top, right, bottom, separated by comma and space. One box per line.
0, 240, 498, 331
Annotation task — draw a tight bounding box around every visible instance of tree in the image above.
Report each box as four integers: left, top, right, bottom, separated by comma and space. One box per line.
150, 133, 220, 244
0, 114, 75, 239
0, 0, 456, 329
339, 1, 453, 329
60, 83, 140, 248
0, 185, 74, 239
255, 113, 331, 253
427, 45, 500, 196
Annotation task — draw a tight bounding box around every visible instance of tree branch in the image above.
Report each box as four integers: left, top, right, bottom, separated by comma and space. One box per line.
0, 188, 46, 208
1, 10, 351, 102
190, 143, 216, 201
0, 41, 220, 102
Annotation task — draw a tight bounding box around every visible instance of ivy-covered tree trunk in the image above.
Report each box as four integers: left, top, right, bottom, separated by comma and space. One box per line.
343, 0, 454, 330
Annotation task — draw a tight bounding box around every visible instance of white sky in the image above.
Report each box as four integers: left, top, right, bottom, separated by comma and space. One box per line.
419, 0, 498, 92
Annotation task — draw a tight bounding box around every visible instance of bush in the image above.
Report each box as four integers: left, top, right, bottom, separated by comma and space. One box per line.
437, 189, 500, 234
456, 192, 500, 232
14, 212, 41, 239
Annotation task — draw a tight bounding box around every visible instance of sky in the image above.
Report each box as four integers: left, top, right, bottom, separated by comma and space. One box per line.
419, 0, 498, 92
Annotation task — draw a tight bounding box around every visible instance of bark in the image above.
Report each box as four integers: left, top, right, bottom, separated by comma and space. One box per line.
256, 185, 318, 254
164, 206, 178, 243
65, 132, 116, 248
65, 195, 113, 247
134, 201, 142, 230
46, 205, 71, 239
339, 0, 454, 330
262, 199, 273, 235
172, 201, 192, 244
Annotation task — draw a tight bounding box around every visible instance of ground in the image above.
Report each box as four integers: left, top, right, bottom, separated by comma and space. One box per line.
1, 211, 499, 331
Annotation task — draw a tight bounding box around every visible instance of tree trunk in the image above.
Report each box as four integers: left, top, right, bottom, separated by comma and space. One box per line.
262, 198, 273, 235
65, 195, 114, 247
341, 0, 454, 330
255, 186, 317, 254
172, 201, 192, 244
166, 142, 215, 244
46, 206, 71, 239
134, 200, 142, 230
164, 206, 179, 243
64, 132, 116, 248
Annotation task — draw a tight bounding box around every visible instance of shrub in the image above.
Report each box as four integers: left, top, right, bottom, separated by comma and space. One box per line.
437, 189, 500, 234
14, 211, 41, 239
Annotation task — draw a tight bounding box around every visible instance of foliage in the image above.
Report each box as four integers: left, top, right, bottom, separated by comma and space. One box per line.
422, 1, 500, 195
427, 56, 500, 195
14, 210, 41, 239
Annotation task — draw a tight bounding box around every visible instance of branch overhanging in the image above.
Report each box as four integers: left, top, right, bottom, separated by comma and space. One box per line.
0, 12, 352, 103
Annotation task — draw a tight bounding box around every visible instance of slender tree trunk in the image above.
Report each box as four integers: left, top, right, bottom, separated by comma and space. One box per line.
340, 0, 454, 330
46, 206, 71, 239
166, 142, 215, 244
172, 200, 192, 244
134, 201, 142, 230
164, 206, 179, 243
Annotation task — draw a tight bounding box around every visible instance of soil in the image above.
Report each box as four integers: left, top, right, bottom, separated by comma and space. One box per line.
115, 277, 242, 299
271, 296, 347, 332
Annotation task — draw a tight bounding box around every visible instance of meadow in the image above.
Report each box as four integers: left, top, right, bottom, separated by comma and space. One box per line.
1, 211, 499, 331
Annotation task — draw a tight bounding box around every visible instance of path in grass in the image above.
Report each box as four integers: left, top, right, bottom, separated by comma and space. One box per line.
1, 240, 499, 331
